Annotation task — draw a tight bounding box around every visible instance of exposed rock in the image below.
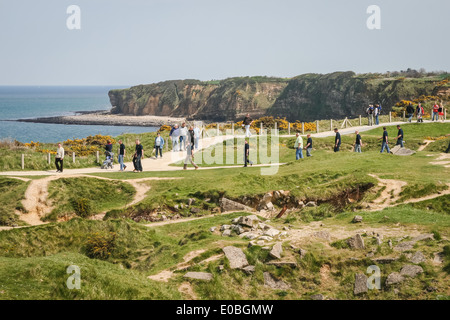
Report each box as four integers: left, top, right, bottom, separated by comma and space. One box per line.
183, 272, 213, 281
400, 265, 423, 278
411, 234, 434, 242
433, 252, 444, 264
305, 201, 317, 207
266, 260, 297, 268
209, 227, 217, 232
218, 265, 224, 272
263, 272, 290, 290
188, 198, 195, 206
238, 215, 261, 228
220, 225, 231, 231
347, 234, 365, 250
190, 207, 201, 214
372, 257, 399, 264
313, 231, 331, 241
257, 223, 271, 231
385, 272, 405, 286
310, 294, 325, 300
232, 225, 245, 235
241, 265, 256, 275
264, 228, 280, 237
223, 246, 249, 269
231, 217, 240, 224
393, 241, 415, 252
353, 215, 363, 223
220, 198, 253, 213
410, 251, 426, 264
259, 236, 273, 241
222, 229, 232, 237
265, 202, 274, 211
354, 273, 368, 295
239, 232, 260, 240
388, 239, 393, 249
297, 201, 305, 209
269, 242, 283, 259
390, 145, 416, 156
283, 226, 290, 231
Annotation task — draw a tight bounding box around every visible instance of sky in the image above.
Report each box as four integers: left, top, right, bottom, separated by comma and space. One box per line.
0, 0, 449, 86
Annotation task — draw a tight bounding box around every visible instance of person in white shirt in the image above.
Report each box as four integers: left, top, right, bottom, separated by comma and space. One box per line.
179, 122, 188, 151
294, 132, 303, 160
193, 125, 201, 150
154, 132, 165, 158
55, 143, 64, 173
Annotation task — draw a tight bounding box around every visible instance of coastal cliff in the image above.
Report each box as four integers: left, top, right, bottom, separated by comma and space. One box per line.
109, 72, 449, 122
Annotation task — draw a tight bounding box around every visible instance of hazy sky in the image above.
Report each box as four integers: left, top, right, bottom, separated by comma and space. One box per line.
0, 0, 449, 86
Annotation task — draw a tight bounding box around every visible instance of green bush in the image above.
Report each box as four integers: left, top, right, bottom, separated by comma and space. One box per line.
84, 232, 116, 260
71, 197, 93, 218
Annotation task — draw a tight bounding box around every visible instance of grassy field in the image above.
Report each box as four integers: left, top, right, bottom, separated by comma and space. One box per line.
0, 177, 29, 226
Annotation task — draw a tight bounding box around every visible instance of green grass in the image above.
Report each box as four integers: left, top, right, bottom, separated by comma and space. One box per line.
0, 177, 29, 226
45, 177, 135, 221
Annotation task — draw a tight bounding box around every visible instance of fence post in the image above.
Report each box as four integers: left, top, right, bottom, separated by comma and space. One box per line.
288, 122, 290, 135
274, 122, 278, 136
260, 122, 263, 136
445, 109, 447, 120
232, 123, 235, 135
96, 151, 99, 163
21, 154, 24, 170
359, 115, 362, 126
47, 153, 51, 164
403, 111, 406, 122
330, 119, 333, 131
301, 122, 305, 135
216, 123, 219, 136
389, 112, 392, 122
72, 152, 75, 163
316, 120, 320, 133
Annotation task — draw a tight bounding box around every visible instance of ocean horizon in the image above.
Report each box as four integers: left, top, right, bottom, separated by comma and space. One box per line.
0, 86, 157, 143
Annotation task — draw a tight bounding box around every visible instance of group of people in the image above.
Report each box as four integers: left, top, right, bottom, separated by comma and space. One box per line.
366, 104, 382, 126
169, 123, 201, 152
405, 101, 446, 123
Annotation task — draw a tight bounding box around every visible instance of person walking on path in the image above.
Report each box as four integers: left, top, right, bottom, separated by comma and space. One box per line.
438, 101, 445, 121
105, 140, 113, 153
374, 104, 380, 125
416, 103, 424, 123
379, 127, 390, 154
294, 132, 304, 160
394, 125, 404, 148
243, 113, 253, 137
334, 128, 341, 152
133, 139, 144, 172
193, 125, 201, 150
354, 131, 362, 153
179, 122, 188, 151
154, 132, 164, 159
432, 101, 440, 121
118, 140, 127, 171
305, 134, 313, 157
406, 102, 415, 123
243, 140, 253, 167
55, 143, 64, 173
183, 126, 199, 170
170, 124, 181, 152
367, 105, 374, 126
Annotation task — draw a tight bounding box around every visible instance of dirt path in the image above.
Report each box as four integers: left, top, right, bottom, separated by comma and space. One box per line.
418, 140, 435, 152
430, 153, 450, 168
366, 174, 408, 211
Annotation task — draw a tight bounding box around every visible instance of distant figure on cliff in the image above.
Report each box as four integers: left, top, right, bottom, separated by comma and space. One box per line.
416, 103, 424, 123
294, 132, 303, 160
180, 122, 188, 151
334, 128, 341, 152
170, 124, 180, 152
244, 140, 253, 167
305, 134, 313, 157
154, 132, 164, 159
378, 126, 390, 154
354, 130, 362, 153
55, 143, 64, 173
406, 102, 415, 122
394, 125, 404, 148
243, 113, 253, 137
133, 139, 144, 172
183, 126, 199, 170
118, 139, 127, 171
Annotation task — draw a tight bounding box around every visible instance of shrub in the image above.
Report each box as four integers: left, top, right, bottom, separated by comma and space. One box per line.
84, 232, 117, 260
71, 197, 93, 218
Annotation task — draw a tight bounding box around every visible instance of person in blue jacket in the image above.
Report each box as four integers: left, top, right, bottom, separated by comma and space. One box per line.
154, 132, 165, 158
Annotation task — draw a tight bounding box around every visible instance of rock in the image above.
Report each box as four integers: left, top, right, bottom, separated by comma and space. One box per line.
283, 226, 290, 231
375, 237, 383, 246
400, 265, 423, 278
273, 190, 284, 200
257, 223, 271, 231
393, 241, 415, 252
259, 236, 273, 241
385, 272, 405, 285
393, 147, 416, 156
232, 225, 245, 235
264, 228, 280, 237
239, 232, 259, 240
410, 251, 426, 264
262, 246, 271, 250
411, 234, 434, 242
188, 198, 195, 206
433, 252, 444, 264
174, 204, 179, 210
222, 230, 232, 237
265, 202, 274, 211
256, 240, 265, 246
353, 215, 363, 223
426, 286, 437, 292
209, 227, 217, 232
241, 265, 256, 275
231, 217, 241, 224
279, 231, 288, 237
310, 294, 325, 300
297, 201, 305, 208
223, 246, 249, 269
220, 198, 253, 213
266, 260, 297, 268
372, 257, 399, 264
313, 231, 331, 241
220, 225, 231, 231
248, 241, 257, 248
218, 265, 224, 272
269, 242, 283, 259
190, 207, 201, 214
183, 272, 213, 281
388, 239, 393, 249
305, 201, 317, 207
238, 215, 261, 228
354, 273, 368, 295
347, 234, 365, 250
263, 272, 290, 290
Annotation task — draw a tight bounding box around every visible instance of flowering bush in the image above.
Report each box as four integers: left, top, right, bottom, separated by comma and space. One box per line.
158, 125, 172, 132
84, 232, 116, 260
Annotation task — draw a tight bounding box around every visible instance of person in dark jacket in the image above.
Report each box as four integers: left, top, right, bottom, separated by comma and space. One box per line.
133, 139, 144, 172
395, 125, 404, 148
305, 134, 313, 157
183, 126, 198, 170
406, 102, 415, 122
334, 128, 341, 152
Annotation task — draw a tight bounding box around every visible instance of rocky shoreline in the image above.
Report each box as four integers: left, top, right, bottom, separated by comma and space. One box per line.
13, 111, 188, 127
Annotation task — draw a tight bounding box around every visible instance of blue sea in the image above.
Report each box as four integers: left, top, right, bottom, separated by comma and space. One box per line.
0, 86, 157, 143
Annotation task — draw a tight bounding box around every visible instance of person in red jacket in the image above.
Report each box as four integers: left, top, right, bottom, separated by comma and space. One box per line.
432, 101, 440, 121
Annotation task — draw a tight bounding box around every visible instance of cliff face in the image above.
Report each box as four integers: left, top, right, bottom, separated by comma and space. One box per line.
108, 78, 288, 121
109, 73, 447, 122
